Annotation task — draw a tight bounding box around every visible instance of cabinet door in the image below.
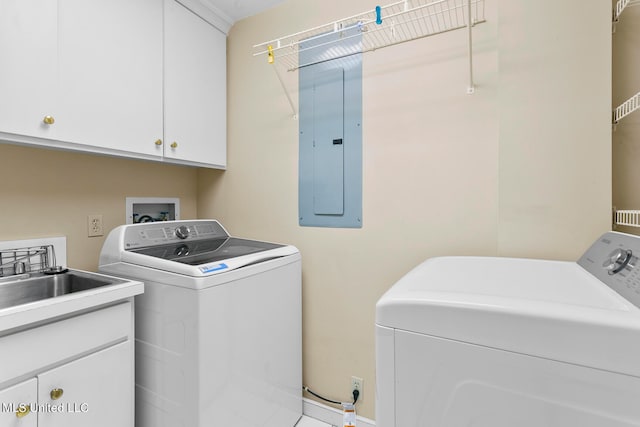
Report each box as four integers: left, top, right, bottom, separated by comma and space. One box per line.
38, 341, 133, 427
0, 0, 57, 139
164, 0, 227, 167
0, 378, 38, 427
57, 0, 163, 157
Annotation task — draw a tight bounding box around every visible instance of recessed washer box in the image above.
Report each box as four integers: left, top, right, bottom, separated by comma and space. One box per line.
126, 197, 180, 224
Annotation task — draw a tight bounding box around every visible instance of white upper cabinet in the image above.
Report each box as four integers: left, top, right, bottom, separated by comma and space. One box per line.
164, 0, 227, 168
56, 0, 163, 157
0, 0, 58, 140
0, 0, 226, 168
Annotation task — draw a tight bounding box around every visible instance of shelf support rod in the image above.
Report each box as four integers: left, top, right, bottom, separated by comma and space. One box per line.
467, 0, 475, 94
272, 65, 298, 120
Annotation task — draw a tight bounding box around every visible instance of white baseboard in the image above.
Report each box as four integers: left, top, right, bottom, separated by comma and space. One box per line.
303, 397, 376, 427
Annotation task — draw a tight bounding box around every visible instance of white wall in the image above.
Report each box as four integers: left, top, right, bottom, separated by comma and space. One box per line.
198, 0, 611, 419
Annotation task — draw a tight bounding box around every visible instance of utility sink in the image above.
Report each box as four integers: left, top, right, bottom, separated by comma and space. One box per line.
0, 270, 131, 310
0, 237, 143, 334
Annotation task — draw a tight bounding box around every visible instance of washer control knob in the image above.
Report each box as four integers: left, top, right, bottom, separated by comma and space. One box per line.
175, 225, 191, 239
602, 248, 632, 274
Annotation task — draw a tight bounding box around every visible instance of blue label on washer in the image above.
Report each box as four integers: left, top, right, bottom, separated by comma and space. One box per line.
200, 263, 228, 273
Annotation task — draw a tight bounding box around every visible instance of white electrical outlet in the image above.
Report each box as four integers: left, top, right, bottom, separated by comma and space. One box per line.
87, 214, 104, 237
351, 376, 363, 401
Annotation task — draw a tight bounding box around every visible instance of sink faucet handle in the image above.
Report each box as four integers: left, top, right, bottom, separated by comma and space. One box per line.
14, 262, 26, 275
45, 245, 56, 270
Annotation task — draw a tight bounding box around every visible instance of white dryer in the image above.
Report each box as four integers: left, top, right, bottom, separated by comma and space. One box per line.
99, 220, 301, 427
376, 231, 640, 427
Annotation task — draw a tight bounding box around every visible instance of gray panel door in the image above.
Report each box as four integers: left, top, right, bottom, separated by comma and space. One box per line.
313, 68, 344, 215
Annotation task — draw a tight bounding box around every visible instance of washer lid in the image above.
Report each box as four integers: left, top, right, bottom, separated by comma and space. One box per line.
376, 256, 640, 376
128, 237, 283, 265
99, 220, 299, 277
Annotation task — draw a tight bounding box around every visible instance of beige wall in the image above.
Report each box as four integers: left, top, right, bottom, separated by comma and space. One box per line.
613, 1, 640, 236
198, 0, 611, 420
498, 1, 612, 258
0, 144, 198, 271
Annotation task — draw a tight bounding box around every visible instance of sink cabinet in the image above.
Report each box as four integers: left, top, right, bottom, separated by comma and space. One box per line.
37, 341, 132, 427
0, 301, 134, 426
0, 379, 37, 427
0, 0, 226, 169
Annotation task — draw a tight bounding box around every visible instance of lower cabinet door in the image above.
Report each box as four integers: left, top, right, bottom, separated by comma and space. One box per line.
0, 378, 38, 427
38, 341, 133, 427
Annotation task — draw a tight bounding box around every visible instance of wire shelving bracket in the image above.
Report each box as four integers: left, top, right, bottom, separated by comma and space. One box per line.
614, 0, 640, 25
253, 0, 486, 94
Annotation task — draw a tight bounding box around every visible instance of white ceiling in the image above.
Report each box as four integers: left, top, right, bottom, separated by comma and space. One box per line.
206, 0, 286, 23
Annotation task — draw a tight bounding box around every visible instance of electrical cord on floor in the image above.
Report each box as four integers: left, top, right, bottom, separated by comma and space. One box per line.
302, 386, 360, 406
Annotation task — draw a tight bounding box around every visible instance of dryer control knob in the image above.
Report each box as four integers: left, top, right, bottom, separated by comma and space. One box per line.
175, 225, 191, 239
602, 248, 632, 274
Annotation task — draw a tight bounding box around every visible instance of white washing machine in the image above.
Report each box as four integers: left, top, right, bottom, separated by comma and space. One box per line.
376, 231, 640, 427
98, 220, 301, 427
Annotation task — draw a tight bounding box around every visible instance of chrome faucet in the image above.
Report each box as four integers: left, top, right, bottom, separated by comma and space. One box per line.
0, 245, 54, 277
14, 262, 26, 275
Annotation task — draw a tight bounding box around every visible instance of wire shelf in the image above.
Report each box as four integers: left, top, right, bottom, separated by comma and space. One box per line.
613, 0, 640, 124
0, 245, 54, 277
614, 91, 640, 124
615, 210, 640, 228
614, 0, 640, 22
253, 0, 486, 72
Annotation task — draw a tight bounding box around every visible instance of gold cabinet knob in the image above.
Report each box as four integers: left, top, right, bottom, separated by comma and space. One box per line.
43, 115, 55, 125
15, 404, 30, 418
154, 139, 163, 146
170, 142, 178, 149
50, 388, 64, 400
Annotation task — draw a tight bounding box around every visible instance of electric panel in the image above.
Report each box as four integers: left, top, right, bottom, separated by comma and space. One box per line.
298, 26, 362, 228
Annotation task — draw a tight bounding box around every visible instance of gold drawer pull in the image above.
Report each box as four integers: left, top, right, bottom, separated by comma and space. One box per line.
170, 142, 178, 149
43, 115, 55, 125
50, 388, 64, 400
16, 404, 30, 418
155, 139, 163, 146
